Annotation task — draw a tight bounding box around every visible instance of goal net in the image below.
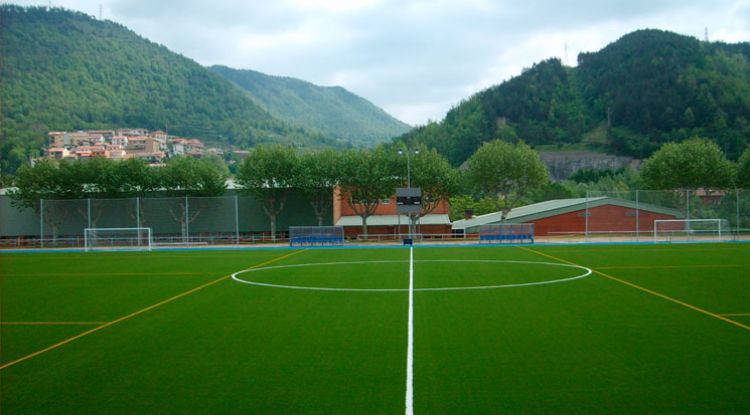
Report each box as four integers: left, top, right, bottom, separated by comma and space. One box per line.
479, 223, 534, 244
289, 226, 344, 247
84, 227, 153, 252
653, 219, 730, 243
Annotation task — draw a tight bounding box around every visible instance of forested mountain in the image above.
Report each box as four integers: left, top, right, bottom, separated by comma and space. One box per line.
399, 29, 750, 165
211, 66, 410, 147
0, 5, 328, 171
0, 5, 401, 175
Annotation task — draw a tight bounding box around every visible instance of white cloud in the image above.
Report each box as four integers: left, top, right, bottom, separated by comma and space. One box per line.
283, 0, 386, 14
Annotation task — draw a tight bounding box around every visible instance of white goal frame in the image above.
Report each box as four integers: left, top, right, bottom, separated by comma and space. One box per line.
653, 219, 729, 243
84, 227, 153, 252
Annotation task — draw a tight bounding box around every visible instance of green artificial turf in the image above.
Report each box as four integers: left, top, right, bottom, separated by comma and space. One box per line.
1, 243, 749, 414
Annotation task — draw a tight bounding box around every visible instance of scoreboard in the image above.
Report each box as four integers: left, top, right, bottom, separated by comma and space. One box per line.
396, 187, 422, 214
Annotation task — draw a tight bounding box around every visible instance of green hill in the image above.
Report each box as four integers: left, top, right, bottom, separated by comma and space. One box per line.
211, 66, 410, 147
0, 5, 334, 174
399, 29, 750, 165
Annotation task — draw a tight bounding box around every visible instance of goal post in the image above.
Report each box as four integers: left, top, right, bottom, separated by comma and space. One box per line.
478, 223, 534, 244
289, 226, 344, 247
653, 219, 730, 243
84, 227, 153, 252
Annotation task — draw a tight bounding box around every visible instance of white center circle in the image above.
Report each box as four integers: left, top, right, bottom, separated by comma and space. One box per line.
231, 260, 592, 292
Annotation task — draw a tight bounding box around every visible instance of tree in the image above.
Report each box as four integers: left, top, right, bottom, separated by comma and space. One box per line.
338, 148, 399, 237
161, 156, 228, 197
736, 145, 750, 189
400, 145, 460, 217
298, 149, 341, 226
77, 157, 121, 197
448, 195, 498, 221
466, 140, 549, 221
640, 137, 734, 190
9, 158, 106, 239
236, 145, 300, 240
8, 159, 63, 209
116, 158, 159, 196
161, 156, 228, 240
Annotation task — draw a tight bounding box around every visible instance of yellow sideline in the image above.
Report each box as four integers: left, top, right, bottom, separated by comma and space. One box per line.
0, 322, 107, 325
517, 246, 750, 332
595, 264, 741, 270
0, 249, 306, 371
3, 271, 202, 277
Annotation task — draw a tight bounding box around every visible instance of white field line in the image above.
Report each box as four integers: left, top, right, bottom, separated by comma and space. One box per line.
405, 246, 415, 415
230, 259, 592, 292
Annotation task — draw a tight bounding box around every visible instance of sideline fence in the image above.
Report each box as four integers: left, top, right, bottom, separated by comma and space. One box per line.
582, 189, 749, 243
0, 195, 319, 248
1, 189, 749, 248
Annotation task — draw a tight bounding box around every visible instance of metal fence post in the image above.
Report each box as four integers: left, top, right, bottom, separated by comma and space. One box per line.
737, 189, 741, 240
235, 194, 240, 245
585, 190, 590, 242
635, 190, 640, 242
185, 196, 189, 245
40, 198, 44, 248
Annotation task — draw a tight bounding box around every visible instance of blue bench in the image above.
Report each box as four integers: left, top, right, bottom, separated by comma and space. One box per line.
479, 233, 534, 244
289, 236, 344, 247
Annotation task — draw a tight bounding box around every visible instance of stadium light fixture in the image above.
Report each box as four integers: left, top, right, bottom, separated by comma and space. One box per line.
398, 149, 420, 188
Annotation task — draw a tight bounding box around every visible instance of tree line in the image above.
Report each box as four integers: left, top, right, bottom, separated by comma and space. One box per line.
455, 138, 750, 220
9, 147, 459, 237
9, 139, 750, 235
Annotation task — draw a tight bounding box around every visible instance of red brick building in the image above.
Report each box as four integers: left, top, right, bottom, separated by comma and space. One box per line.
452, 197, 683, 237
333, 187, 452, 239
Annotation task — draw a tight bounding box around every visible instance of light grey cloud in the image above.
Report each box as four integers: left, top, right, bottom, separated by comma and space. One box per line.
11, 0, 750, 125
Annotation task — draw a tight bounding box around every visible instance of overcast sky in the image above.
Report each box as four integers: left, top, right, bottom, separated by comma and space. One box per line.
8, 0, 750, 125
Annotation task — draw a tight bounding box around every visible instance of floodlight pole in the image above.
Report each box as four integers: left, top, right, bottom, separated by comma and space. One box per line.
399, 149, 420, 238
399, 148, 419, 188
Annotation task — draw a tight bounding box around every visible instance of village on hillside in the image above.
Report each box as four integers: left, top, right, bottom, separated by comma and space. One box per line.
45, 128, 222, 164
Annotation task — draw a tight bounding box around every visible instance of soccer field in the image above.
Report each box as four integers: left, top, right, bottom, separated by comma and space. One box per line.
1, 243, 749, 414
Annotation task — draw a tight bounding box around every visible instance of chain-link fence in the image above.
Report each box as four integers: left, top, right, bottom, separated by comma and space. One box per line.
0, 193, 328, 248
570, 189, 750, 243
1, 190, 748, 248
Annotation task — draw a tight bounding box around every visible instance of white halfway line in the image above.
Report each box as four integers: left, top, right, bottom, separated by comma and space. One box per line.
405, 246, 415, 415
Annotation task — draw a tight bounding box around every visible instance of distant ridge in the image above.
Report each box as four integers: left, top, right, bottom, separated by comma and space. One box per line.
211, 65, 411, 147
398, 29, 750, 165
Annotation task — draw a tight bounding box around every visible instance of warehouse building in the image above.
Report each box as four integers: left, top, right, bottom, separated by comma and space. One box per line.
452, 197, 683, 237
